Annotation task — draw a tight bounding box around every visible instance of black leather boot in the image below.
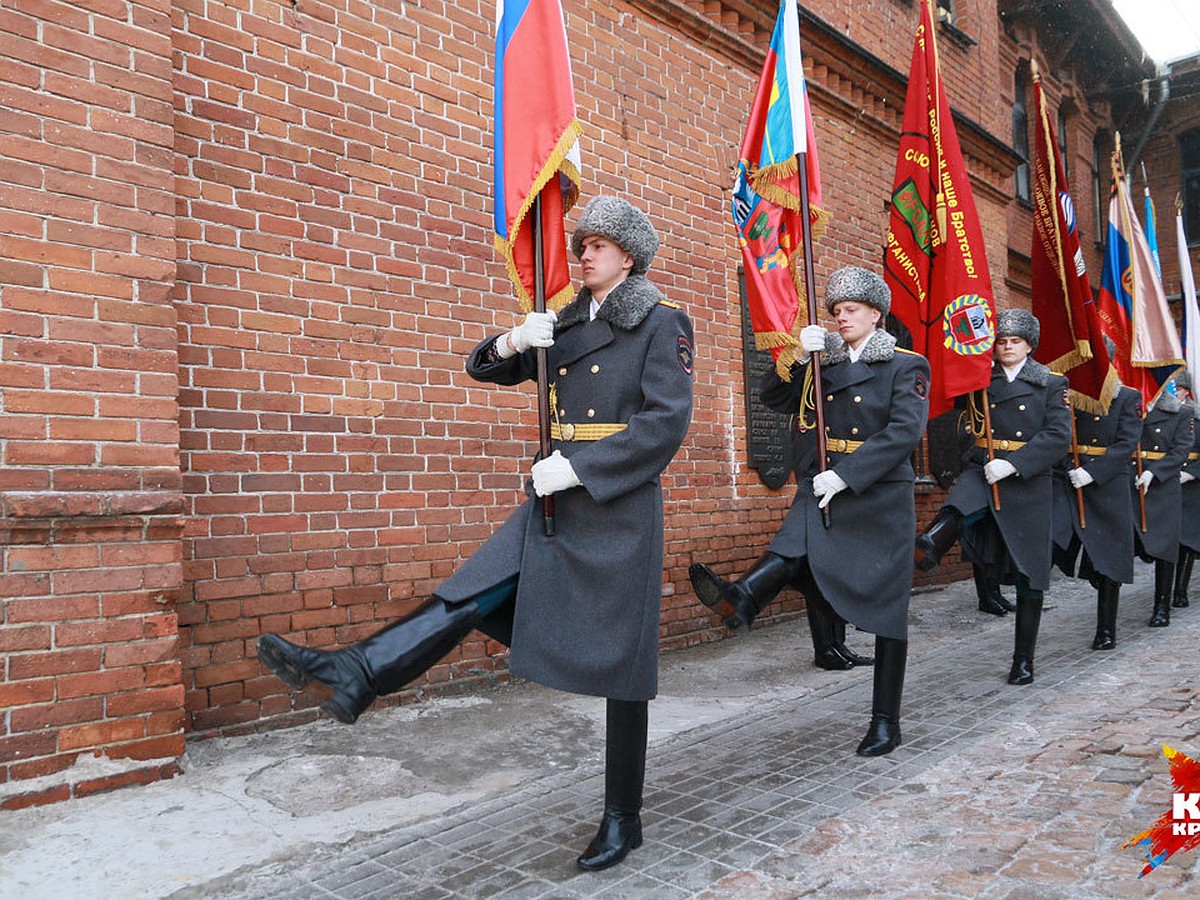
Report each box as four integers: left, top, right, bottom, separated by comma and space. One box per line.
973, 567, 1009, 616
257, 598, 482, 724
832, 618, 875, 667
914, 507, 961, 572
856, 637, 906, 756
1174, 548, 1195, 608
577, 699, 648, 871
805, 594, 852, 670
1007, 580, 1043, 685
1150, 560, 1174, 626
1091, 578, 1120, 650
689, 552, 796, 632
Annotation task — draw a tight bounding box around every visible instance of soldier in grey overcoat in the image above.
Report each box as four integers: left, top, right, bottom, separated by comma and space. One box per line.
1131, 372, 1194, 626
690, 266, 930, 757
1174, 374, 1200, 609
1050, 382, 1142, 649
256, 196, 694, 872
915, 309, 1071, 685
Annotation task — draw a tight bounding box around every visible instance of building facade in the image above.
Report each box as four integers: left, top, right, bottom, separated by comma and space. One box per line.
0, 0, 1176, 806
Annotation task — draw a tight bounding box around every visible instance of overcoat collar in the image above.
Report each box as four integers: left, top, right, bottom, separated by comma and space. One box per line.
819, 330, 895, 392
555, 275, 664, 332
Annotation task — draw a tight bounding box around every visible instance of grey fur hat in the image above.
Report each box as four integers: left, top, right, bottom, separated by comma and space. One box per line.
996, 308, 1040, 351
570, 196, 659, 275
824, 266, 891, 316
1172, 368, 1192, 392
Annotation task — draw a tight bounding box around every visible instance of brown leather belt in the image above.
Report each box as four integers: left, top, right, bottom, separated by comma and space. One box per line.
551, 422, 627, 442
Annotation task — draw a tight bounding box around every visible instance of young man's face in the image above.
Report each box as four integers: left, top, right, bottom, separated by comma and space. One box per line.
579, 236, 633, 298
831, 300, 881, 348
994, 335, 1032, 367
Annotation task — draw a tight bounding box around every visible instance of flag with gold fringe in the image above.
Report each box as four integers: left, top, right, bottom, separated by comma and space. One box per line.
884, 0, 995, 418
493, 0, 582, 312
1029, 62, 1118, 414
732, 0, 826, 379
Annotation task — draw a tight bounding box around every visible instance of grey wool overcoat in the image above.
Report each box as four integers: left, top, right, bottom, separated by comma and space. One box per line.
1180, 410, 1200, 553
434, 275, 694, 701
1130, 397, 1193, 563
945, 359, 1072, 590
1051, 386, 1142, 584
762, 330, 930, 642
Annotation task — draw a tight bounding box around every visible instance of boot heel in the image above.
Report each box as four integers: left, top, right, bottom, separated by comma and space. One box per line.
322, 681, 375, 724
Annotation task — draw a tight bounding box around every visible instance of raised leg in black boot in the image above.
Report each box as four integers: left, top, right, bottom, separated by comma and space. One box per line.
1149, 559, 1174, 627
1092, 578, 1120, 650
856, 636, 906, 756
1008, 576, 1043, 685
914, 507, 962, 572
256, 578, 512, 723
577, 699, 647, 871
689, 552, 797, 632
1174, 548, 1195, 608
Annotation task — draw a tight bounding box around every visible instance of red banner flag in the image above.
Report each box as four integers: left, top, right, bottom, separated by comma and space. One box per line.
884, 0, 995, 417
732, 0, 826, 378
1030, 63, 1118, 414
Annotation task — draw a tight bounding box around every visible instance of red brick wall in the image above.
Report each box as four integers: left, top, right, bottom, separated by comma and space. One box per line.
0, 0, 184, 808
1, 0, 1144, 802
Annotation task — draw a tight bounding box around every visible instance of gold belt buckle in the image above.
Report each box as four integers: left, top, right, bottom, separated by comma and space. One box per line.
560, 423, 575, 441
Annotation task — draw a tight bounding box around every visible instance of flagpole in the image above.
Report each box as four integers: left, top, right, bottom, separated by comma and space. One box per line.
1068, 412, 1086, 528
531, 194, 556, 537
797, 149, 830, 528
980, 389, 1001, 511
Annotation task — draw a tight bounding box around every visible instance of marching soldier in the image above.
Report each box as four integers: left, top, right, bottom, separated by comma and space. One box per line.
1176, 372, 1199, 608
914, 309, 1071, 685
256, 196, 694, 871
1132, 371, 1194, 627
690, 266, 930, 756
1050, 371, 1143, 649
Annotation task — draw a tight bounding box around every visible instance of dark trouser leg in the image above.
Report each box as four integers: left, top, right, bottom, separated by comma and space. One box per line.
914, 507, 961, 572
973, 565, 1011, 616
1150, 559, 1174, 626
1092, 578, 1120, 650
1174, 548, 1195, 608
689, 552, 797, 632
1007, 575, 1043, 685
856, 636, 907, 756
256, 578, 513, 724
577, 699, 648, 871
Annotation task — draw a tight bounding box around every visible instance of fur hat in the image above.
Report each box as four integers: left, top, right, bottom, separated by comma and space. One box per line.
570, 196, 659, 275
824, 266, 891, 316
1172, 369, 1192, 392
996, 308, 1040, 351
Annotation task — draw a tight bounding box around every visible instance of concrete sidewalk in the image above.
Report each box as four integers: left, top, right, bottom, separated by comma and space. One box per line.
4, 566, 1199, 898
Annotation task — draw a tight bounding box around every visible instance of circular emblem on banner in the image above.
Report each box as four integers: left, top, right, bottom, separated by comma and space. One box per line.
942, 294, 995, 356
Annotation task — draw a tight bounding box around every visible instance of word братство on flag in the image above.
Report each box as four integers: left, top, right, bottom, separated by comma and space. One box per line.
884, 0, 995, 418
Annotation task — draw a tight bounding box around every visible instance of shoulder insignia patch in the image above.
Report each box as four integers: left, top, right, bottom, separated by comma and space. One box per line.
677, 335, 693, 374
915, 373, 928, 399
658, 299, 681, 309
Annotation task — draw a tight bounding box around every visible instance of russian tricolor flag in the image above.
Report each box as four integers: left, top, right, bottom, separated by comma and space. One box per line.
493, 0, 582, 312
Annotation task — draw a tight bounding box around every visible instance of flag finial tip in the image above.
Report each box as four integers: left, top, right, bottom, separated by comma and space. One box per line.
1031, 59, 1040, 81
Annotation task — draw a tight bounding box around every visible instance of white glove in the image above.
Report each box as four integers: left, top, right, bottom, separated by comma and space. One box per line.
812, 469, 848, 509
984, 458, 1018, 484
1182, 470, 1196, 485
1067, 467, 1094, 489
1135, 469, 1154, 491
498, 310, 557, 358
531, 450, 580, 497
800, 324, 828, 353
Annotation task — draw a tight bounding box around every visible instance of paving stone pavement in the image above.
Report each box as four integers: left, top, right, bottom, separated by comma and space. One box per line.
172, 566, 1200, 900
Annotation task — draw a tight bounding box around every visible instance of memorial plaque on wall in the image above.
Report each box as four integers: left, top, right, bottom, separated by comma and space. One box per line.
738, 272, 791, 490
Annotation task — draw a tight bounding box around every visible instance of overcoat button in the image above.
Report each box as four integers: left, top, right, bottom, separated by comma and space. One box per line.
558, 367, 568, 376
587, 409, 595, 418
591, 364, 600, 374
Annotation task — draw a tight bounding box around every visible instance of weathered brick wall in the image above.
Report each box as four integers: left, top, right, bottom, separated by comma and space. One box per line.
0, 0, 184, 808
